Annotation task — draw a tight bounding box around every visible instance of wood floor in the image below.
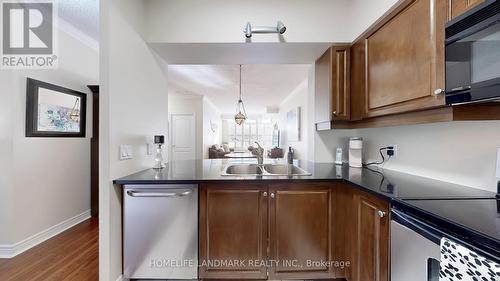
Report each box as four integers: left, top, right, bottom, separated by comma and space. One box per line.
0, 217, 99, 281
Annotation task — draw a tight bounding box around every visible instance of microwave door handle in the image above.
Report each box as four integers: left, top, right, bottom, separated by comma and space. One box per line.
126, 190, 192, 198
450, 85, 471, 92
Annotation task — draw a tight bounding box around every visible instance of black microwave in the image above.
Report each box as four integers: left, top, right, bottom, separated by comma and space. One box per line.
445, 0, 500, 105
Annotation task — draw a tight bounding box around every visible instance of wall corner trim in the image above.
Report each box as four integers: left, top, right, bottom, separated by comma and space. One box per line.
0, 209, 91, 258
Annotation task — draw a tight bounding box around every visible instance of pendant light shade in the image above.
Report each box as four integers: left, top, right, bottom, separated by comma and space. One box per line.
234, 65, 247, 125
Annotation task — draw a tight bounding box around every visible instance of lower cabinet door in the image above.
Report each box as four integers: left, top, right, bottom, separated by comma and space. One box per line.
268, 183, 335, 280
199, 184, 268, 279
353, 192, 390, 281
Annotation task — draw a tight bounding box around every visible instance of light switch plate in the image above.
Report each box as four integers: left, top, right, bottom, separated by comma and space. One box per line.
126, 146, 133, 158
496, 148, 500, 179
119, 145, 133, 160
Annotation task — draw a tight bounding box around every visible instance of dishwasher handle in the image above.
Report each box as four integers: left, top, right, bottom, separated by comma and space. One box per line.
126, 189, 193, 198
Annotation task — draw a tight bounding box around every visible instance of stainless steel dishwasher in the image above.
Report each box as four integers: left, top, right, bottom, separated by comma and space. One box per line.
124, 184, 198, 279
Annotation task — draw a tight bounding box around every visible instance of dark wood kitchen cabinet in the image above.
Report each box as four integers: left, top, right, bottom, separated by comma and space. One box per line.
350, 40, 367, 121
351, 189, 390, 281
450, 0, 485, 20
199, 184, 268, 279
364, 0, 447, 118
199, 182, 336, 280
315, 46, 351, 128
268, 183, 335, 280
315, 0, 500, 130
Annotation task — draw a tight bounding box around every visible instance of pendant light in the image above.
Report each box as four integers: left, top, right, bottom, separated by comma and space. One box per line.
234, 64, 247, 125
69, 97, 80, 121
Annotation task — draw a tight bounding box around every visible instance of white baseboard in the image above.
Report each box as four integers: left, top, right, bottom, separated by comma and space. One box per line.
0, 209, 91, 258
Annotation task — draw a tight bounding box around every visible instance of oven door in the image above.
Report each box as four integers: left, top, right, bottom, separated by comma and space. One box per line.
445, 3, 500, 105
391, 209, 441, 281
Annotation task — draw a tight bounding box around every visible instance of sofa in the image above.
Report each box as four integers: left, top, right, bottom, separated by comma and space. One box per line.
208, 144, 232, 159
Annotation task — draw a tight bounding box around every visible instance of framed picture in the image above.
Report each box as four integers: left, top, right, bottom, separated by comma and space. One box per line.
286, 107, 300, 142
26, 78, 86, 137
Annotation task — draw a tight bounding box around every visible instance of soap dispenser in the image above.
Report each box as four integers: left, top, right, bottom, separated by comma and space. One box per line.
287, 147, 294, 164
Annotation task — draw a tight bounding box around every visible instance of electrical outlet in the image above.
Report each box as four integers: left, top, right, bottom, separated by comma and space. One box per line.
386, 145, 398, 157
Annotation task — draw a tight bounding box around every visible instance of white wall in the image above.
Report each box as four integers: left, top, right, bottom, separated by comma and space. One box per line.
348, 0, 399, 40
279, 79, 309, 161
315, 122, 500, 192
143, 0, 400, 44
0, 72, 15, 245
100, 0, 170, 279
0, 29, 98, 247
143, 0, 353, 43
168, 94, 204, 160
203, 98, 222, 158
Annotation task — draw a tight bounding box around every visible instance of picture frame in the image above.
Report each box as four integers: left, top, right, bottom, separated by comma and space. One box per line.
26, 78, 87, 137
286, 107, 300, 142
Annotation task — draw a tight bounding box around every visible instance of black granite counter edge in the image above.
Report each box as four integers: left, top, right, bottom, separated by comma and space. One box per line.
114, 177, 343, 185
392, 199, 500, 261
113, 175, 396, 203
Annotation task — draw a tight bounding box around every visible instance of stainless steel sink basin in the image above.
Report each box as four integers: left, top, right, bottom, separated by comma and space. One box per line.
222, 163, 311, 176
224, 164, 263, 175
263, 164, 311, 176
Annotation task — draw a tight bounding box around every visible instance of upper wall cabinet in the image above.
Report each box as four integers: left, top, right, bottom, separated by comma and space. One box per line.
315, 0, 500, 130
449, 0, 485, 20
364, 0, 447, 118
350, 41, 366, 121
315, 46, 351, 128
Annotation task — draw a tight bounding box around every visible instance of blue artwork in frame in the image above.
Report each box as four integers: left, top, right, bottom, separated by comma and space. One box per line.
26, 78, 86, 137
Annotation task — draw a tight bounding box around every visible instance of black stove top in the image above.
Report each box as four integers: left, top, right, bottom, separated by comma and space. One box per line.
394, 198, 500, 257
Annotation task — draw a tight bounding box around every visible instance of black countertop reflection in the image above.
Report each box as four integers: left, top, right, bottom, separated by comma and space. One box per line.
114, 159, 496, 200
113, 159, 344, 184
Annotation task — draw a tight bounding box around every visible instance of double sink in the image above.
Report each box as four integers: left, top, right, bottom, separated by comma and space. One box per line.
222, 163, 312, 176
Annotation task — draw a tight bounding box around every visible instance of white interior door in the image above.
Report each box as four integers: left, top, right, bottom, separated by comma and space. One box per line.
170, 114, 196, 161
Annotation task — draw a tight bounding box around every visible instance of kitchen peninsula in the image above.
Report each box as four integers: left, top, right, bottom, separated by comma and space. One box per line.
114, 159, 500, 281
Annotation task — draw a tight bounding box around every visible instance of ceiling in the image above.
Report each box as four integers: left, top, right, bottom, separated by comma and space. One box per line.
58, 0, 99, 41
168, 64, 310, 114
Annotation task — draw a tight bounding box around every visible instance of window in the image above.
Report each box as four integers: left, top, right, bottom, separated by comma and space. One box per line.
225, 119, 275, 149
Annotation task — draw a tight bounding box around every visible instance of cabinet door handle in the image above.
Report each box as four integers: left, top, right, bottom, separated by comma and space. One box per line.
433, 88, 445, 95
378, 210, 386, 218
332, 111, 337, 117
263, 192, 268, 197
270, 192, 275, 199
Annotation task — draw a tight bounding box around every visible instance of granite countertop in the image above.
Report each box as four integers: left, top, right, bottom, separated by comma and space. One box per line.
113, 159, 496, 200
